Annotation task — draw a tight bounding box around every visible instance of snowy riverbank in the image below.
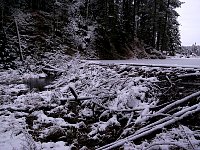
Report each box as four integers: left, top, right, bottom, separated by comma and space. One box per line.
0, 54, 200, 149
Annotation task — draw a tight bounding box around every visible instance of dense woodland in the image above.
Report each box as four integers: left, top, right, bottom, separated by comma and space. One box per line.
181, 44, 200, 56
0, 0, 182, 68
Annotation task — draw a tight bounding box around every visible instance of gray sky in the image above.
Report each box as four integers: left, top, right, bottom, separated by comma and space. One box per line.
177, 0, 200, 46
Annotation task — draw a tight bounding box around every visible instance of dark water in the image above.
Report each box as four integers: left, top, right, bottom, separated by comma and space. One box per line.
24, 76, 54, 91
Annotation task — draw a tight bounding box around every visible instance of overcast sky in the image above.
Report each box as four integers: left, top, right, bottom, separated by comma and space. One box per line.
177, 0, 200, 46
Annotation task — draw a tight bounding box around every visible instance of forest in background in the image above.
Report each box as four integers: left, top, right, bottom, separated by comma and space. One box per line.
0, 0, 182, 68
181, 44, 200, 57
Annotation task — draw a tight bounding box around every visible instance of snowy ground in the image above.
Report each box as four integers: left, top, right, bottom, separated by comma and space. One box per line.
0, 54, 200, 150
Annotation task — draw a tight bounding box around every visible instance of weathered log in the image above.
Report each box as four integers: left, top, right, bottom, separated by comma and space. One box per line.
177, 73, 200, 78
135, 103, 200, 135
135, 91, 200, 125
157, 91, 200, 114
96, 106, 200, 150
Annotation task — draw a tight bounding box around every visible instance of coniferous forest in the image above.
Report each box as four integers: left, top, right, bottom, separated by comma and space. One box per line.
0, 0, 182, 65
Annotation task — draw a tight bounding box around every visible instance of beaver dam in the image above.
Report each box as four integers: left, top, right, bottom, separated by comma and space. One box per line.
0, 61, 200, 150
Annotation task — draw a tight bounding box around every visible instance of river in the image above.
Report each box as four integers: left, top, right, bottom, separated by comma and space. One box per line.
89, 58, 200, 68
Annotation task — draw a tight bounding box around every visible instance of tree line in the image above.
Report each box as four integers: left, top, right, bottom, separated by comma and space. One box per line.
0, 0, 182, 67
91, 0, 182, 56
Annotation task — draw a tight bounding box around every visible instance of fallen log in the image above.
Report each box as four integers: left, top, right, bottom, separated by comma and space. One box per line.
96, 106, 200, 150
97, 104, 199, 150
177, 73, 200, 78
157, 91, 200, 114
134, 103, 200, 136
135, 91, 200, 125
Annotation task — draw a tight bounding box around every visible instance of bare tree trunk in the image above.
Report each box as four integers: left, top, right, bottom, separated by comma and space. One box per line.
156, 28, 160, 51
86, 0, 90, 21
1, 7, 3, 28
133, 0, 136, 37
152, 0, 157, 48
14, 18, 23, 62
161, 0, 170, 52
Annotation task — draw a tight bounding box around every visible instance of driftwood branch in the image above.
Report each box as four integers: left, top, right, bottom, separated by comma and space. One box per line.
163, 75, 174, 94
69, 86, 78, 100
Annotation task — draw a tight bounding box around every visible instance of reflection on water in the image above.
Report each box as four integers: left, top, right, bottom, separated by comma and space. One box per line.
23, 76, 54, 91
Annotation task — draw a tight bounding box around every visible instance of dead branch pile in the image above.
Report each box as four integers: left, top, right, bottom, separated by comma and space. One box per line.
1, 60, 200, 149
